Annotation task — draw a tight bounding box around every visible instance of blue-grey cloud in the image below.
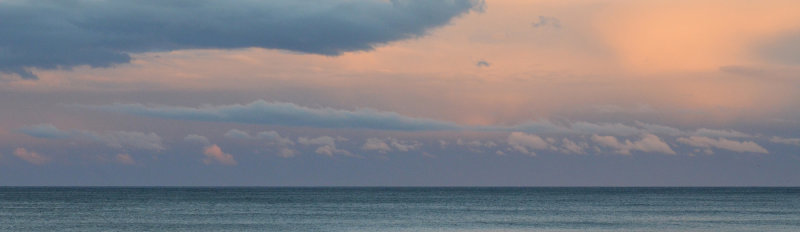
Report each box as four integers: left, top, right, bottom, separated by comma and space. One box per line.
19, 124, 164, 151
88, 100, 463, 131
183, 134, 210, 145
0, 0, 485, 79
223, 129, 253, 140
17, 124, 70, 139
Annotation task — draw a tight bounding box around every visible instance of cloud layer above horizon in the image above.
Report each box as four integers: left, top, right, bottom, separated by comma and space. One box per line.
65, 99, 784, 158
88, 100, 463, 131
1, 0, 799, 186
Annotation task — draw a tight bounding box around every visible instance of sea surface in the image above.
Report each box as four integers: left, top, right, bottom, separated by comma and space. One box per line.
1, 187, 799, 231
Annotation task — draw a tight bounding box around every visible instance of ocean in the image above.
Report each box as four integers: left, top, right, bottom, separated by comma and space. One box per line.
1, 187, 798, 231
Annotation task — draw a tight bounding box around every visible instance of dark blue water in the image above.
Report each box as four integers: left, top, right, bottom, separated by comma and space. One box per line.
1, 187, 798, 231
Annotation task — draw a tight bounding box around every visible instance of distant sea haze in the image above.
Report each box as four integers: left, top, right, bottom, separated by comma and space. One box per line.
1, 187, 799, 231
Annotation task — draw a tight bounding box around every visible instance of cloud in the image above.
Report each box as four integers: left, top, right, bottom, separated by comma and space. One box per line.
257, 131, 296, 146
362, 137, 421, 153
362, 138, 392, 153
719, 65, 766, 76
439, 140, 449, 148
591, 134, 676, 155
115, 153, 135, 165
0, 0, 484, 79
85, 100, 774, 145
94, 131, 164, 151
759, 30, 800, 65
13, 148, 50, 165
223, 129, 252, 140
299, 136, 353, 157
89, 100, 462, 131
677, 136, 768, 154
476, 59, 490, 67
222, 129, 297, 157
17, 124, 70, 138
257, 131, 297, 157
203, 144, 237, 166
693, 128, 751, 138
507, 121, 575, 135
570, 122, 642, 136
314, 145, 345, 157
223, 129, 295, 146
457, 139, 497, 148
510, 121, 755, 140
387, 138, 421, 152
770, 136, 800, 146
455, 139, 498, 153
635, 121, 684, 136
277, 148, 297, 158
20, 124, 164, 151
507, 132, 551, 155
532, 16, 561, 29
184, 134, 210, 145
514, 121, 751, 140
559, 138, 586, 155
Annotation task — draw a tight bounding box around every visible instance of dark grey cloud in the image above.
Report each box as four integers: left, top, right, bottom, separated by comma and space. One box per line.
476, 59, 490, 67
0, 0, 485, 79
87, 100, 463, 131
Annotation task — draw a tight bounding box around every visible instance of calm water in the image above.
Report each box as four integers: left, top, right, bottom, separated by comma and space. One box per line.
1, 187, 799, 231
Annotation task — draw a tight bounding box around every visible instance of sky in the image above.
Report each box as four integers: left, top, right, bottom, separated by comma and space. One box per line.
1, 0, 799, 186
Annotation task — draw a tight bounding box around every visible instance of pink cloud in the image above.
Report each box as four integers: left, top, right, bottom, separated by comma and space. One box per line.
13, 148, 50, 165
203, 144, 237, 166
591, 134, 676, 155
